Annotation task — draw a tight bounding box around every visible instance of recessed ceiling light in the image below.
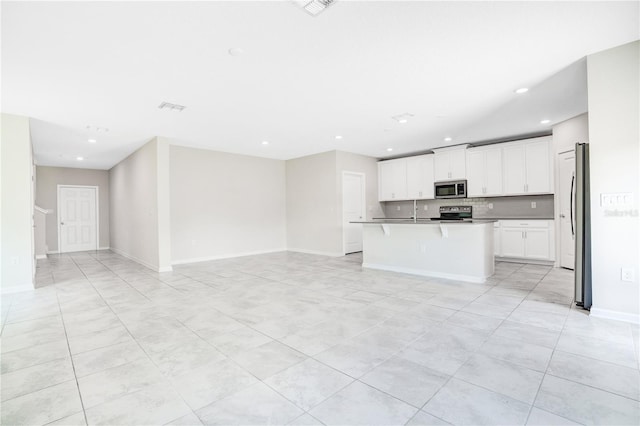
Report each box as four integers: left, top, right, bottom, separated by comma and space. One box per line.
262, 141, 269, 145
386, 148, 393, 152
88, 138, 97, 143
444, 137, 452, 142
540, 119, 551, 124
515, 87, 529, 94
335, 135, 343, 140
228, 48, 244, 56
76, 156, 84, 161
398, 119, 408, 124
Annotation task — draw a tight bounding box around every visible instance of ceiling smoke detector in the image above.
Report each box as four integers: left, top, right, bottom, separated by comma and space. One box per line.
158, 102, 186, 112
294, 0, 337, 17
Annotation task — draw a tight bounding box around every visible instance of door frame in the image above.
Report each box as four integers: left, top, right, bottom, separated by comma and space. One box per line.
342, 171, 366, 255
57, 185, 99, 253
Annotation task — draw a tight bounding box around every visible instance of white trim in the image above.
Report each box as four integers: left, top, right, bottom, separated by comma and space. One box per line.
57, 185, 99, 253
172, 248, 288, 265
109, 247, 163, 272
342, 171, 366, 256
590, 307, 640, 325
98, 246, 110, 250
35, 254, 47, 260
46, 250, 59, 254
362, 262, 488, 283
286, 248, 344, 257
495, 256, 555, 266
158, 266, 174, 273
2, 284, 34, 295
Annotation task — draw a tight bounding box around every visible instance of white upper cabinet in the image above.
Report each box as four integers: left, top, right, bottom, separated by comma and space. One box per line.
378, 158, 408, 201
406, 154, 435, 200
466, 146, 503, 197
434, 146, 467, 181
503, 137, 553, 195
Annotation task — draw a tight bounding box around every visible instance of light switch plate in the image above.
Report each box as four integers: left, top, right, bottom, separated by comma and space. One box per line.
601, 192, 634, 207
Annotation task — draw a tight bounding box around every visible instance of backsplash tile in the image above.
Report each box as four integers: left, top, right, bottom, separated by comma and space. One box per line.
382, 195, 554, 219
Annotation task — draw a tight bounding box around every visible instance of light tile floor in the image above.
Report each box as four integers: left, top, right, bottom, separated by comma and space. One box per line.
2, 251, 639, 425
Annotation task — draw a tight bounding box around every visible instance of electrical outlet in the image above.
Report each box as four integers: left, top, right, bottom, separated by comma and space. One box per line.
531, 202, 537, 209
423, 205, 428, 211
10, 257, 18, 265
396, 206, 401, 211
621, 268, 635, 282
488, 203, 493, 209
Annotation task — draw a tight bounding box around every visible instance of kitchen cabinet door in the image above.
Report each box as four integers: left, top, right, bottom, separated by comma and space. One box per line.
524, 228, 551, 259
503, 144, 527, 195
434, 147, 467, 181
466, 150, 484, 197
378, 159, 407, 201
525, 139, 552, 194
434, 151, 452, 181
450, 148, 467, 180
501, 228, 526, 258
484, 147, 503, 196
407, 155, 434, 199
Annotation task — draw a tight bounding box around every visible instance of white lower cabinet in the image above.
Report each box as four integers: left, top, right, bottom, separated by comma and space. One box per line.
498, 220, 555, 261
493, 222, 501, 257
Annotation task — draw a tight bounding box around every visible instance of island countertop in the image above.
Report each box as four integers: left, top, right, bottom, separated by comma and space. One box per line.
351, 219, 497, 224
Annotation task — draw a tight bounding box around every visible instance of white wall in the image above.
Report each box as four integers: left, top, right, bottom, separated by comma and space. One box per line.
553, 113, 589, 155
1, 113, 34, 293
286, 150, 381, 256
286, 151, 342, 256
35, 166, 110, 252
109, 137, 171, 272
169, 145, 286, 263
587, 41, 640, 323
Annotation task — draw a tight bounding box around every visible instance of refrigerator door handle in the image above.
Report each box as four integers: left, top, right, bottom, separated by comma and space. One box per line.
570, 173, 575, 237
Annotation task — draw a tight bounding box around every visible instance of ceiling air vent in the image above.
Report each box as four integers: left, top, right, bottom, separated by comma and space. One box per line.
293, 0, 337, 17
158, 102, 186, 112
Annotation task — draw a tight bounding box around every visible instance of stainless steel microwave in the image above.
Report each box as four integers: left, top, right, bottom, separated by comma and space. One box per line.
434, 180, 467, 199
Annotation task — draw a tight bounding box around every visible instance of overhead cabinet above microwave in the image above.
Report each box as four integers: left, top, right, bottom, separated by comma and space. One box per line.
433, 146, 467, 181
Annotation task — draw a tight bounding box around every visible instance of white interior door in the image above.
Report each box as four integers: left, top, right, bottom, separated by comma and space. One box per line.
59, 186, 98, 253
343, 172, 365, 254
558, 150, 576, 269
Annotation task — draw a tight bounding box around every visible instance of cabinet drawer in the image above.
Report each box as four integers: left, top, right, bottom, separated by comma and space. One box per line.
500, 220, 550, 228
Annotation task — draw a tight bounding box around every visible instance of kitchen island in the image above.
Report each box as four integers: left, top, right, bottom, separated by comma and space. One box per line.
353, 220, 495, 283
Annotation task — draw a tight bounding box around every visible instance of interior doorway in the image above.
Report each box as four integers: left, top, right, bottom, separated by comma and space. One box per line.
342, 172, 366, 255
558, 150, 576, 269
58, 185, 99, 253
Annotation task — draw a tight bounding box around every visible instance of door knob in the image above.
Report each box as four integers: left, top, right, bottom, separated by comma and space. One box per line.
560, 214, 566, 218
60, 222, 65, 225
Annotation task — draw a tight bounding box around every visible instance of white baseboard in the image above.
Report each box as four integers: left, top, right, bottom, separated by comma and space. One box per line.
98, 246, 110, 251
286, 248, 344, 257
362, 262, 488, 284
109, 247, 170, 273
172, 248, 288, 266
35, 254, 47, 260
590, 307, 640, 325
2, 284, 34, 295
47, 250, 59, 255
495, 256, 555, 266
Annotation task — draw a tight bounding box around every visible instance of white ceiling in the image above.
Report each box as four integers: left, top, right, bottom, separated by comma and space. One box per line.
2, 1, 638, 170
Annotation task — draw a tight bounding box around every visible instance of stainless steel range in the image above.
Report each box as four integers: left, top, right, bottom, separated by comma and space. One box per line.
431, 205, 472, 221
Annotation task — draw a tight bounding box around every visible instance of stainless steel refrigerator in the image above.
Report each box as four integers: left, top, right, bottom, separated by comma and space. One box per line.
574, 143, 592, 309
